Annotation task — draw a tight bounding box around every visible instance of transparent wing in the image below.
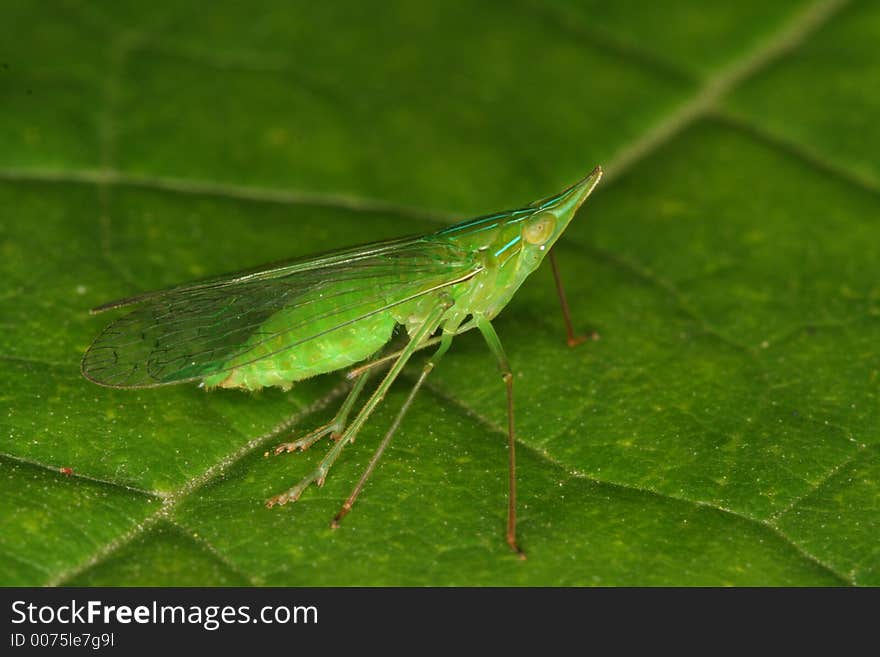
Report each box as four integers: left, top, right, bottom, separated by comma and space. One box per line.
81, 236, 479, 388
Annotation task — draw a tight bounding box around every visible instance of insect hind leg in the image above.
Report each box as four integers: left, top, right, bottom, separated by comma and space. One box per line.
332, 329, 454, 527
271, 370, 370, 454
265, 301, 449, 510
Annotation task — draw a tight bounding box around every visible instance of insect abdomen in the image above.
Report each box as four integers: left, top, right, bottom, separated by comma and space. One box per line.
203, 303, 396, 391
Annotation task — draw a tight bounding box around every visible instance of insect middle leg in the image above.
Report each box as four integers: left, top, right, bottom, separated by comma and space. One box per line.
476, 316, 526, 559
272, 370, 370, 454
265, 301, 449, 509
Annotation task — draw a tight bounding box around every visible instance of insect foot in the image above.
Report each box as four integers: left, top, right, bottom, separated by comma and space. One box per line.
329, 502, 353, 530
273, 421, 344, 455
265, 465, 327, 508
508, 536, 527, 560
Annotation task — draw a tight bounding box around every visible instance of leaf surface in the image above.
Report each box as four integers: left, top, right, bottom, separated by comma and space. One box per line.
1, 0, 876, 585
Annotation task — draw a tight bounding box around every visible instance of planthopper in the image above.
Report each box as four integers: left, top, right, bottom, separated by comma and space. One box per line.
81, 166, 603, 558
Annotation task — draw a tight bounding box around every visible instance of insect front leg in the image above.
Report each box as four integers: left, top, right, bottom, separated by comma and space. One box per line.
272, 370, 371, 454
265, 301, 449, 509
548, 250, 593, 347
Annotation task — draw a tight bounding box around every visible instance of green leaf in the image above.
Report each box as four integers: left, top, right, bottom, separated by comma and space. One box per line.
1, 0, 877, 586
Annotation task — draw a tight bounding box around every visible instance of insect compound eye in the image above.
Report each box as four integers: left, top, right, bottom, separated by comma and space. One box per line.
522, 211, 556, 245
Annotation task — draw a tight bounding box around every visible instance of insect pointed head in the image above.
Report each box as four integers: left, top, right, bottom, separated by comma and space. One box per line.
494, 165, 603, 278
521, 166, 603, 252
434, 166, 603, 321
437, 165, 602, 280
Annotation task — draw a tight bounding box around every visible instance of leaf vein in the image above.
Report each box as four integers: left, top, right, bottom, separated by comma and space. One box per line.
0, 452, 163, 499
419, 376, 854, 584
48, 382, 350, 585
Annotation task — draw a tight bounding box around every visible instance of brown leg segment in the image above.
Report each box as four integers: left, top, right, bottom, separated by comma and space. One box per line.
549, 249, 588, 348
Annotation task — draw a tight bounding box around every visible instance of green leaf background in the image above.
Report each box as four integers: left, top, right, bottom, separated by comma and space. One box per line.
1, 0, 878, 586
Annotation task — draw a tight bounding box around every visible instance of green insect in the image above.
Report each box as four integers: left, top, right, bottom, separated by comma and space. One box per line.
82, 166, 603, 557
